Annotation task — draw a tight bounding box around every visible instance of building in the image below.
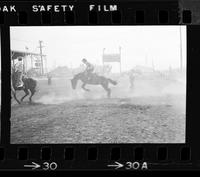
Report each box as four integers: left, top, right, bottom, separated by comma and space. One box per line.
11, 50, 47, 75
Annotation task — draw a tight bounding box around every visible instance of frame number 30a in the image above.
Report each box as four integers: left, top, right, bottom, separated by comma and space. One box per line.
42, 162, 58, 170
125, 162, 148, 170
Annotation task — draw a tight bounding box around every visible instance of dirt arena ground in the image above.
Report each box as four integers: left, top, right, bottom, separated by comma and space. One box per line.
10, 75, 186, 144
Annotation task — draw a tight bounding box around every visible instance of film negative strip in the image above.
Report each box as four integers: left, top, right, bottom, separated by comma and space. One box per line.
0, 0, 200, 171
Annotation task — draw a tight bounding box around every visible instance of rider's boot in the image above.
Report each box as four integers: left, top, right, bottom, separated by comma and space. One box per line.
17, 80, 24, 88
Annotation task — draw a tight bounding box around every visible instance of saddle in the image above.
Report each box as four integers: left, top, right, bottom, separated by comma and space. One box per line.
83, 72, 98, 81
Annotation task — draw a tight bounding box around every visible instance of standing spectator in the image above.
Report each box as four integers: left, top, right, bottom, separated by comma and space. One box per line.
14, 57, 24, 88
47, 73, 52, 85
129, 69, 135, 89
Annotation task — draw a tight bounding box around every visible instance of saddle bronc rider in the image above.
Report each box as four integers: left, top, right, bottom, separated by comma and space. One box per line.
82, 58, 94, 81
14, 57, 24, 88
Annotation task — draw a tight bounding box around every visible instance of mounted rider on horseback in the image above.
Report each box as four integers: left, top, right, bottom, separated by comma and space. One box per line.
11, 57, 37, 104
82, 58, 95, 81
12, 57, 25, 88
71, 58, 117, 98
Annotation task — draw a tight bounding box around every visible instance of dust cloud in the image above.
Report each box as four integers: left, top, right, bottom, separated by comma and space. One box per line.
34, 73, 186, 115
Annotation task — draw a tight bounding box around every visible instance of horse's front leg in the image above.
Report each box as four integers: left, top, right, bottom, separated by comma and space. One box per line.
11, 80, 21, 104
21, 89, 29, 102
12, 90, 21, 104
81, 83, 90, 92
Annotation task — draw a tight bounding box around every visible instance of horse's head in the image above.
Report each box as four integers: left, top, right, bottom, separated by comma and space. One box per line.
71, 77, 77, 89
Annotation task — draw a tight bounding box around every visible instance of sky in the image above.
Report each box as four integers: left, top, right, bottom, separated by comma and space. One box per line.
10, 26, 186, 72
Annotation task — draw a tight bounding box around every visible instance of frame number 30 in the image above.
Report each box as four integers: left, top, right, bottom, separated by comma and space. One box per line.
42, 162, 58, 170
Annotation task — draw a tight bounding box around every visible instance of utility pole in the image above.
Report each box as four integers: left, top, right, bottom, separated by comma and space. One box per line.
24, 46, 29, 73
38, 40, 44, 75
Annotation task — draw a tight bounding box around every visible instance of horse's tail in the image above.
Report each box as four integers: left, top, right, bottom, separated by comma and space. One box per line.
108, 78, 117, 85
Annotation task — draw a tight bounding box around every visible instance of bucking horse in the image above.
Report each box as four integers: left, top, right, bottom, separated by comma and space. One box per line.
11, 68, 37, 104
71, 72, 117, 97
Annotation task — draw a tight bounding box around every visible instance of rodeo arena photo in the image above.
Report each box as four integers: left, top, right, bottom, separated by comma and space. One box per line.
9, 26, 186, 144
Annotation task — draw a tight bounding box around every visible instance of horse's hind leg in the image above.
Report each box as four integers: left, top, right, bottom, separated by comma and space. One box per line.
107, 88, 111, 98
29, 89, 35, 103
102, 84, 111, 98
21, 89, 29, 102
